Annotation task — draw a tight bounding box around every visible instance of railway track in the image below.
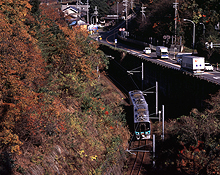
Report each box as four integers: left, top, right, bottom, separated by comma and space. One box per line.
128, 139, 152, 175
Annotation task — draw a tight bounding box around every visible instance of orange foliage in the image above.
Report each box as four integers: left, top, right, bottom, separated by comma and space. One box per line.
0, 0, 105, 155
0, 0, 32, 23
0, 5, 51, 153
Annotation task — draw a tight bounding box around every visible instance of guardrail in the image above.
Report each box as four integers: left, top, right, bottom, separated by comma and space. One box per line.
117, 35, 159, 51
117, 34, 149, 47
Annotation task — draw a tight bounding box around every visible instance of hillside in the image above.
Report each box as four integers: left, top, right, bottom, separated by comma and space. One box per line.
0, 1, 130, 174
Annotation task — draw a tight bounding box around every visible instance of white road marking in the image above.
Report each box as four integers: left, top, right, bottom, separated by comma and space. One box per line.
213, 77, 220, 79
157, 59, 181, 68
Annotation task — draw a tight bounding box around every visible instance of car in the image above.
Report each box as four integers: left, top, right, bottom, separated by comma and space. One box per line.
204, 63, 213, 71
143, 47, 151, 54
177, 58, 182, 64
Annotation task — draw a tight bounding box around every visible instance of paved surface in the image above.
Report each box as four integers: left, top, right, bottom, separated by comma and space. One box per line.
89, 27, 220, 86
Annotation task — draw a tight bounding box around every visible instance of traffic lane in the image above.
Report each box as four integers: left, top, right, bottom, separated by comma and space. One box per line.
203, 71, 220, 83
139, 52, 220, 84
102, 35, 147, 55
99, 35, 220, 84
102, 39, 180, 69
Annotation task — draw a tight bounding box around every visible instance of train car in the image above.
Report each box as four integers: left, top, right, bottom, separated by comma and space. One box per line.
129, 90, 151, 140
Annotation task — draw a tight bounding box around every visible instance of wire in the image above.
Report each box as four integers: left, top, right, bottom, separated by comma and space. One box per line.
111, 58, 128, 71
129, 74, 140, 89
107, 74, 129, 94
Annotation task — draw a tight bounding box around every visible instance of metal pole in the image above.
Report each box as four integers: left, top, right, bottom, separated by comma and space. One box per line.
173, 0, 178, 46
90, 14, 94, 25
87, 0, 89, 24
199, 22, 205, 35
114, 30, 117, 49
156, 81, 158, 117
141, 4, 146, 23
93, 6, 98, 25
95, 10, 97, 24
162, 105, 164, 141
126, 1, 128, 30
123, 0, 128, 30
142, 62, 144, 90
130, 0, 133, 10
174, 47, 176, 59
117, 1, 119, 22
193, 22, 195, 54
183, 19, 195, 55
159, 110, 161, 122
153, 134, 155, 166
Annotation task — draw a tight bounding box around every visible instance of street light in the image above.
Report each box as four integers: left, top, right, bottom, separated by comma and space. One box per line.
90, 14, 94, 24
183, 19, 195, 54
199, 22, 205, 35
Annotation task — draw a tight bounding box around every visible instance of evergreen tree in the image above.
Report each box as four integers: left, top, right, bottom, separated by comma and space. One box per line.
29, 0, 41, 16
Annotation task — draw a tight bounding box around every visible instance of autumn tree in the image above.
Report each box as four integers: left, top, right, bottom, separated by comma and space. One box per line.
0, 0, 68, 155
154, 106, 220, 174
0, 1, 47, 154
0, 1, 127, 174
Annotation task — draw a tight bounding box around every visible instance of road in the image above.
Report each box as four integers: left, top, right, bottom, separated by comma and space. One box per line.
95, 25, 220, 85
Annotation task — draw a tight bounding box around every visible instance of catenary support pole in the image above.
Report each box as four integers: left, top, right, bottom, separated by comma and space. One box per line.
159, 110, 161, 122
142, 62, 144, 90
162, 105, 164, 141
156, 81, 158, 116
153, 134, 155, 167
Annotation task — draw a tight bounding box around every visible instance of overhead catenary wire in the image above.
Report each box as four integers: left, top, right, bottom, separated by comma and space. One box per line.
110, 57, 142, 90
129, 74, 140, 90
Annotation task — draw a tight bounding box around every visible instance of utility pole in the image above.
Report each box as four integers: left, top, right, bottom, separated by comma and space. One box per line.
173, 0, 178, 45
123, 0, 128, 30
141, 4, 146, 22
130, 0, 134, 10
117, 1, 119, 22
77, 0, 82, 19
87, 0, 89, 24
94, 6, 98, 25
80, 0, 82, 18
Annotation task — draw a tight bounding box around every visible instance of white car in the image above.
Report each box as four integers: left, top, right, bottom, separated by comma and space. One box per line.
143, 47, 151, 54
204, 63, 213, 71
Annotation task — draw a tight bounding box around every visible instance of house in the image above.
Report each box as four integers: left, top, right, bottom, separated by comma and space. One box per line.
62, 5, 79, 18
61, 1, 90, 19
61, 1, 89, 29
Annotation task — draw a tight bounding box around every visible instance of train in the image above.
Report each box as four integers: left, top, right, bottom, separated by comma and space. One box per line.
129, 90, 151, 140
